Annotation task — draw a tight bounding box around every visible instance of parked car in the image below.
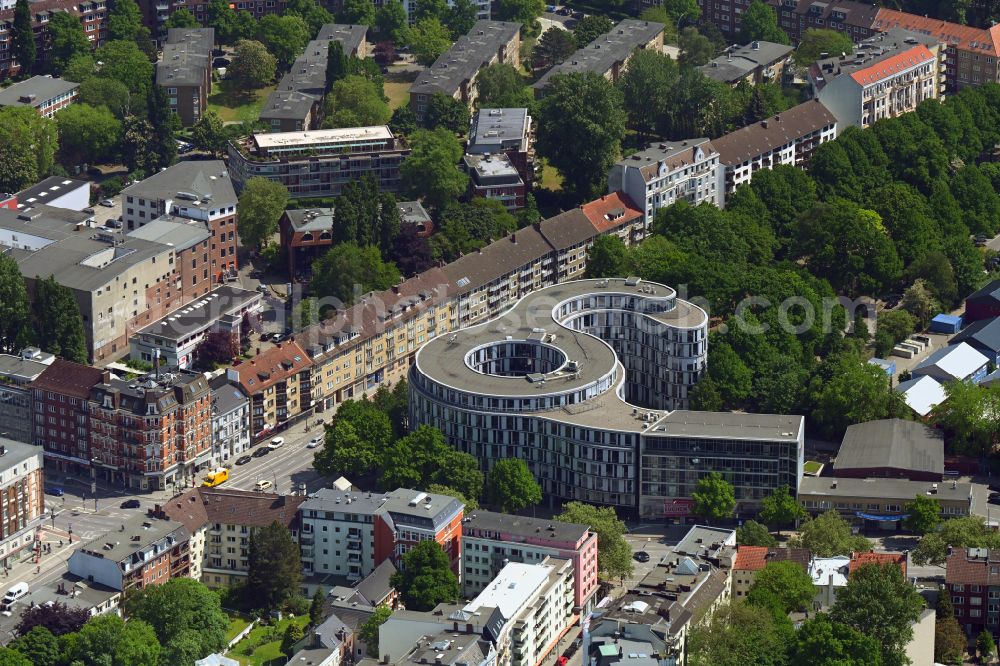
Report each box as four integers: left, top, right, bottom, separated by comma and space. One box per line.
307, 435, 323, 448
46, 486, 64, 497
105, 219, 122, 229
267, 437, 284, 450
235, 455, 252, 465
120, 499, 141, 509
633, 551, 650, 563
271, 332, 287, 343
83, 207, 95, 215
255, 479, 273, 492
99, 199, 114, 207
253, 446, 270, 458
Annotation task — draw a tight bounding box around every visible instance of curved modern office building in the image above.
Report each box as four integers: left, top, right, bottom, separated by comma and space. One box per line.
410, 278, 804, 518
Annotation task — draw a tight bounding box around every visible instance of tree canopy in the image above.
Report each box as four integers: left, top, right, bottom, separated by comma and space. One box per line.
125, 578, 227, 664
391, 540, 460, 611
486, 459, 542, 513
692, 472, 736, 523
401, 127, 468, 211
793, 510, 872, 557
248, 521, 302, 611
236, 177, 289, 249
557, 502, 633, 580
311, 242, 401, 306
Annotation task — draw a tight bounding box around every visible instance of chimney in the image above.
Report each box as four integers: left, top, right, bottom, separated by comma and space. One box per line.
510, 233, 516, 244
154, 348, 161, 379
102, 370, 112, 384
761, 120, 768, 129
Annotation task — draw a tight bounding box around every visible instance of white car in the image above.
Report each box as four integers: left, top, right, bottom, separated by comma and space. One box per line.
267, 437, 284, 450
307, 435, 323, 449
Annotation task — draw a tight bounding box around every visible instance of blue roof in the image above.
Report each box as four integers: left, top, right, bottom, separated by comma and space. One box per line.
932, 314, 962, 325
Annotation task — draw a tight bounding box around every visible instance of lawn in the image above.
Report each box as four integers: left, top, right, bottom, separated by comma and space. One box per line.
385, 81, 410, 110
539, 162, 563, 191
208, 81, 275, 123
803, 461, 823, 476
225, 616, 251, 644
230, 615, 310, 666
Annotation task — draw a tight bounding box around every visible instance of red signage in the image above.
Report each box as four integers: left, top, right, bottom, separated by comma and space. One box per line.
662, 499, 696, 517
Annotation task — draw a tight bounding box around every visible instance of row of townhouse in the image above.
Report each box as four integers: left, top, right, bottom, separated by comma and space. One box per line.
0, 0, 107, 79
156, 27, 213, 127
698, 0, 1000, 92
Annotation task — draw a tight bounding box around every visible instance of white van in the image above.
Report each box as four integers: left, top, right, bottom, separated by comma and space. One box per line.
267, 437, 284, 451
2, 583, 28, 609
255, 479, 273, 492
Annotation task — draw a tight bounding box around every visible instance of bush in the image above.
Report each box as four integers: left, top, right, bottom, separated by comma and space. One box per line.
284, 595, 310, 616
100, 176, 124, 197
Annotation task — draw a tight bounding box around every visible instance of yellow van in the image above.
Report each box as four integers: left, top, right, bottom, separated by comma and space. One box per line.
202, 468, 229, 487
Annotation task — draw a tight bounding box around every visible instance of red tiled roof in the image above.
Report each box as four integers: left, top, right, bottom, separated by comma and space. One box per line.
946, 548, 994, 586
850, 551, 907, 578
199, 488, 305, 528
29, 359, 104, 400
849, 44, 935, 85
581, 192, 643, 234
232, 340, 312, 396
734, 545, 769, 571
874, 8, 1000, 55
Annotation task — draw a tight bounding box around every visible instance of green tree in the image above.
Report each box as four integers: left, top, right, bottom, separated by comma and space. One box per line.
535, 72, 626, 198
808, 352, 901, 440
426, 484, 479, 510
401, 127, 468, 211
71, 615, 161, 666
412, 0, 448, 22
662, 0, 700, 27
376, 0, 408, 43
311, 242, 401, 305
475, 63, 533, 109
62, 53, 97, 82
486, 459, 542, 513
56, 103, 121, 165
0, 107, 55, 193
901, 278, 939, 329
931, 381, 1000, 457
280, 622, 304, 657
688, 601, 789, 666
638, 6, 676, 41
407, 17, 453, 66
794, 28, 853, 66
248, 521, 302, 611
788, 614, 882, 666
286, 0, 332, 37
979, 630, 997, 663
758, 485, 806, 533
45, 11, 91, 74
9, 627, 59, 666
0, 253, 30, 354
11, 0, 36, 74
794, 510, 873, 557
328, 174, 399, 256
237, 177, 289, 248
532, 27, 577, 71
230, 39, 277, 90
0, 648, 33, 666
190, 110, 228, 157
30, 275, 87, 362
748, 560, 815, 613
391, 540, 459, 611
256, 14, 310, 69
309, 588, 325, 626
936, 612, 967, 665
572, 15, 613, 48
16, 601, 89, 637
164, 8, 199, 29
497, 0, 544, 32
107, 0, 143, 41
618, 48, 677, 138
422, 92, 469, 133
831, 563, 925, 666
430, 198, 516, 261
739, 0, 790, 44
337, 0, 376, 26
905, 251, 958, 309
692, 472, 735, 523
903, 494, 941, 534
445, 0, 478, 38
584, 235, 629, 278
325, 40, 348, 91
736, 520, 776, 547
315, 399, 392, 476
360, 605, 392, 657
95, 39, 154, 100
557, 502, 633, 580
323, 74, 392, 128
125, 578, 228, 664
78, 77, 133, 119
678, 26, 713, 67
147, 84, 179, 170
912, 515, 1000, 565
379, 425, 483, 500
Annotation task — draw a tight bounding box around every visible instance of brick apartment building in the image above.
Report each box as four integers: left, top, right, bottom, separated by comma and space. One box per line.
0, 0, 107, 78
89, 370, 213, 491
29, 359, 104, 474
0, 437, 45, 568
157, 28, 213, 127
229, 340, 314, 440
0, 76, 78, 117
945, 547, 1000, 640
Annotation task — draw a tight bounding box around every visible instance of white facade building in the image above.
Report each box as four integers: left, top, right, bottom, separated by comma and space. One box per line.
211, 380, 249, 464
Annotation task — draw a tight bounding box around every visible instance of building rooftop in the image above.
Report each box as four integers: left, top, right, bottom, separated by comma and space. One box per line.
849, 551, 906, 577
126, 215, 211, 251
285, 207, 335, 234
711, 100, 838, 166
468, 108, 531, 153
92, 370, 210, 415
834, 419, 944, 476
76, 513, 187, 564
259, 89, 319, 121
894, 375, 947, 417
914, 342, 989, 380
946, 547, 1000, 586
14, 177, 89, 209
397, 201, 432, 227
199, 488, 305, 528
0, 75, 78, 108
411, 20, 522, 98
733, 545, 768, 571
211, 379, 248, 416
28, 358, 105, 400
231, 340, 313, 395
463, 510, 591, 545
316, 23, 369, 56
157, 29, 212, 88
810, 29, 941, 91
798, 476, 972, 503
951, 318, 1000, 353
699, 40, 794, 83
0, 437, 44, 471
405, 633, 491, 666
251, 126, 394, 151
0, 349, 54, 384
809, 555, 850, 587
354, 559, 397, 607
463, 561, 553, 619
873, 7, 1000, 56
617, 138, 716, 182
580, 192, 643, 234
136, 285, 261, 342
652, 410, 804, 442
122, 160, 237, 210
533, 19, 665, 89
673, 525, 735, 560
464, 152, 523, 183
378, 489, 464, 530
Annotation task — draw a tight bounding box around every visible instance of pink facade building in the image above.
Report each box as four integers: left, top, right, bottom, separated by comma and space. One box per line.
461, 510, 599, 616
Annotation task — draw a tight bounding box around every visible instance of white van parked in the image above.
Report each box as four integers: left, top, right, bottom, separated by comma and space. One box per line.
2, 582, 28, 609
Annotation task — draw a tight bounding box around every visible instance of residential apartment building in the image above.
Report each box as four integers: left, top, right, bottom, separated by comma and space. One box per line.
157, 28, 213, 127
697, 0, 879, 44
0, 0, 107, 79
809, 30, 946, 128
121, 160, 239, 281
467, 107, 533, 190
0, 438, 45, 568
710, 99, 838, 197
210, 376, 250, 464
699, 40, 794, 86
409, 20, 521, 121
533, 19, 665, 92
730, 545, 810, 598
0, 348, 54, 444
228, 127, 410, 198
125, 215, 216, 305
946, 547, 1000, 640
0, 76, 78, 117
461, 510, 599, 614
401, 0, 489, 23
229, 340, 314, 440
298, 487, 463, 581
29, 359, 103, 473
89, 370, 213, 491
608, 138, 723, 225
463, 153, 526, 212
136, 0, 291, 39
68, 513, 191, 592
410, 278, 805, 516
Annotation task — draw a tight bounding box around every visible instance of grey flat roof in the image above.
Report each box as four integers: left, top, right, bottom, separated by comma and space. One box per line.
834, 419, 944, 475
464, 152, 522, 182
158, 28, 213, 87
533, 19, 664, 89
397, 200, 431, 226
122, 161, 237, 210
77, 513, 187, 563
126, 215, 210, 251
0, 354, 51, 382
811, 29, 941, 91
463, 509, 590, 543
798, 476, 972, 502
0, 202, 91, 238
411, 20, 522, 98
285, 207, 335, 233
0, 437, 43, 470
259, 89, 318, 121
301, 487, 383, 515
0, 75, 78, 107
14, 234, 170, 293
651, 410, 804, 442
137, 285, 262, 341
468, 108, 530, 153
699, 40, 794, 83
15, 177, 89, 207
316, 23, 369, 56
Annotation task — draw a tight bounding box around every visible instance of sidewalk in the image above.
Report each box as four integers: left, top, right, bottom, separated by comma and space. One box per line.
1, 526, 75, 587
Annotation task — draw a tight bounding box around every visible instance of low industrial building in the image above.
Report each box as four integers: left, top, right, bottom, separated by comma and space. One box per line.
913, 342, 989, 385
966, 280, 1000, 322
698, 40, 794, 85
894, 375, 947, 417
13, 176, 91, 211
0, 75, 79, 118
833, 419, 944, 482
950, 317, 1000, 365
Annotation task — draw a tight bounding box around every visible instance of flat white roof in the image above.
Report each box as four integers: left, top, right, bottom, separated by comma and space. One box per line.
464, 562, 553, 619
253, 126, 393, 149
914, 341, 989, 380
809, 555, 850, 587
894, 375, 947, 417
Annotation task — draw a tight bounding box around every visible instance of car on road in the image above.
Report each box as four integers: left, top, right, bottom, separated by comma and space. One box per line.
83, 207, 95, 215
307, 435, 323, 448
46, 486, 64, 497
120, 499, 141, 509
236, 455, 252, 465
990, 491, 1000, 504
255, 479, 273, 492
268, 437, 285, 450
253, 446, 270, 458
633, 551, 650, 563
99, 199, 115, 207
